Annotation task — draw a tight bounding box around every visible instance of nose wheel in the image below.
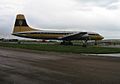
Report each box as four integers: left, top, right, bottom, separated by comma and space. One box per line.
95, 40, 97, 45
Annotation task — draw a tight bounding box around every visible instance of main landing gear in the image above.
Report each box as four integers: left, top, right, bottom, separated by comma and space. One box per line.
82, 40, 98, 47
82, 40, 88, 47
60, 40, 73, 45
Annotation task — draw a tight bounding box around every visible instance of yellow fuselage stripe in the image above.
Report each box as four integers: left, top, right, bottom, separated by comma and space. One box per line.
21, 33, 66, 38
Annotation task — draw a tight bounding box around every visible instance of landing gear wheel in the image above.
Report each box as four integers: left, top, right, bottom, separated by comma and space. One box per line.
60, 41, 73, 45
82, 40, 88, 47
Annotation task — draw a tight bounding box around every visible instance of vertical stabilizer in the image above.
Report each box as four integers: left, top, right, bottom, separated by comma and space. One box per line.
13, 14, 37, 33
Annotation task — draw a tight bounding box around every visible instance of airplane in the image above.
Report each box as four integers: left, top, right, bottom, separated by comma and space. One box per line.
12, 14, 104, 46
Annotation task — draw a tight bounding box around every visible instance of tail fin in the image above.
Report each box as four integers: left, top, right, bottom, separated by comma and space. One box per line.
13, 14, 37, 33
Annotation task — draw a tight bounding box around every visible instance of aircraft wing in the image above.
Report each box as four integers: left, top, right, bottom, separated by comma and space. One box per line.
61, 32, 89, 40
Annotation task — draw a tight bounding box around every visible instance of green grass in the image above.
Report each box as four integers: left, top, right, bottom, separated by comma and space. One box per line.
0, 42, 120, 54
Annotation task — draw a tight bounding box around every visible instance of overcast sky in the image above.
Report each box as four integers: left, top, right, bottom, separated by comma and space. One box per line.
0, 0, 120, 39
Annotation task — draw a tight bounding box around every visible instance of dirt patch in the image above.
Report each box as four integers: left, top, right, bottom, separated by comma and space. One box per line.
0, 47, 120, 84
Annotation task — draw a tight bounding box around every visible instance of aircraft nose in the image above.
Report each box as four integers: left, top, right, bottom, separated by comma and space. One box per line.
99, 35, 104, 40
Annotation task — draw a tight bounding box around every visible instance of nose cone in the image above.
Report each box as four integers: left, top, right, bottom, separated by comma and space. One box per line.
101, 36, 104, 39
89, 35, 104, 40
98, 35, 104, 40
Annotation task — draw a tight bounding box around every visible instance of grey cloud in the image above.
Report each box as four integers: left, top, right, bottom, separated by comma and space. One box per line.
74, 0, 119, 8
106, 2, 120, 10
107, 5, 118, 10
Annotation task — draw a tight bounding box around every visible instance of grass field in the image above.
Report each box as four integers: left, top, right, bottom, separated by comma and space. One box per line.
0, 42, 120, 54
